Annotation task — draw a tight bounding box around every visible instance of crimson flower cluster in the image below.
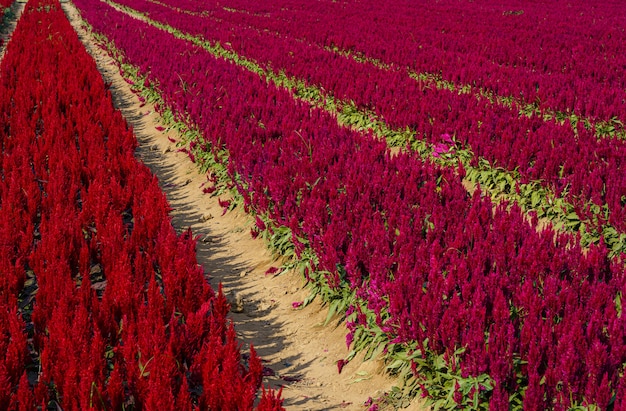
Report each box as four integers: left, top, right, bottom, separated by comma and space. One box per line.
0, 0, 283, 409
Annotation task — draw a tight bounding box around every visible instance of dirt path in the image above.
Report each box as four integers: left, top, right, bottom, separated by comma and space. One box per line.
63, 2, 427, 410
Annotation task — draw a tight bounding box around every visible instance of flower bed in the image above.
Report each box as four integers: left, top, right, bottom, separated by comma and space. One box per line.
0, 0, 282, 408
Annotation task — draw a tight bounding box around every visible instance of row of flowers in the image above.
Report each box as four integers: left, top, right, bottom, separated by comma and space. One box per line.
96, 0, 626, 249
0, 0, 282, 408
74, 0, 626, 408
161, 0, 626, 124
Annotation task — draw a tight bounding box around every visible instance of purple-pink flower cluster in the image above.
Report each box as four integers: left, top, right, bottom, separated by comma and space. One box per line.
105, 0, 626, 237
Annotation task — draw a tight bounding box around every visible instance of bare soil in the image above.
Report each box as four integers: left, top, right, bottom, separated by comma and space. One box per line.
63, 3, 427, 409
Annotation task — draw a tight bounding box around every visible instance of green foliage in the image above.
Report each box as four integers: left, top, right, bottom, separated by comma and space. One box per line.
384, 343, 493, 411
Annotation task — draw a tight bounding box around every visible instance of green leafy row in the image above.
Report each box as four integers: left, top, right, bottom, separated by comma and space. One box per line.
407, 70, 626, 140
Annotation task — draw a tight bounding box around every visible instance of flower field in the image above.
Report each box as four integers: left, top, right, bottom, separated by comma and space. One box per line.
2, 0, 624, 408
0, 0, 283, 409
63, 0, 626, 409
96, 0, 626, 257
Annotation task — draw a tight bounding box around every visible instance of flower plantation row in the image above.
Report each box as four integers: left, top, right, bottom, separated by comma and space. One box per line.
0, 0, 283, 409
98, 0, 626, 258
74, 0, 626, 409
160, 0, 626, 128
139, 0, 626, 140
